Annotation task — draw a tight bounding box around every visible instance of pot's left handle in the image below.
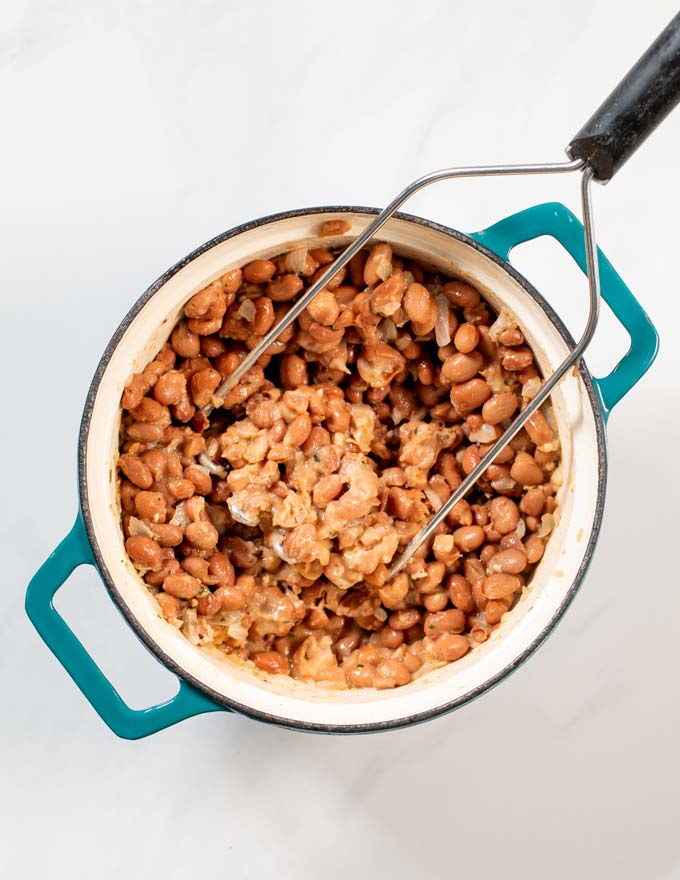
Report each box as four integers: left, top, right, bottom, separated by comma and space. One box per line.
25, 513, 224, 740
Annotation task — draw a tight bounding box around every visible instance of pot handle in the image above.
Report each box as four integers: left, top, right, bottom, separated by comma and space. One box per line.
470, 201, 659, 418
25, 513, 223, 740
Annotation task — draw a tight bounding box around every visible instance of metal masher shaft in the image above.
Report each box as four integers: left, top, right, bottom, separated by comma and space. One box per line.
205, 158, 583, 414
387, 167, 599, 577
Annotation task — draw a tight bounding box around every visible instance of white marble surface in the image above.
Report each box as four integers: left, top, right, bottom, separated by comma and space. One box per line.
3, 1, 680, 877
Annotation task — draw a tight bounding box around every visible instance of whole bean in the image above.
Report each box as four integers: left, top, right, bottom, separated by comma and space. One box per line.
454, 322, 480, 353
485, 598, 510, 625
253, 651, 290, 675
134, 491, 166, 523
403, 283, 438, 330
131, 396, 164, 422
441, 351, 483, 384
119, 453, 153, 489
212, 584, 245, 611
379, 626, 405, 650
511, 452, 544, 486
190, 368, 221, 408
433, 633, 469, 662
524, 534, 545, 564
168, 479, 195, 500
501, 346, 533, 371
150, 524, 184, 547
243, 259, 276, 283
184, 465, 212, 495
520, 488, 546, 517
424, 609, 466, 635
186, 521, 219, 550
127, 421, 166, 443
153, 370, 186, 406
489, 496, 520, 535
424, 590, 449, 612
453, 525, 485, 552
443, 280, 480, 308
482, 391, 518, 425
163, 571, 201, 599
450, 378, 492, 414
120, 480, 139, 514
373, 659, 411, 689
126, 536, 163, 569
171, 321, 201, 358
487, 548, 527, 575
196, 589, 222, 617
525, 410, 554, 446
280, 353, 308, 389
446, 574, 475, 613
482, 573, 521, 600
313, 474, 345, 507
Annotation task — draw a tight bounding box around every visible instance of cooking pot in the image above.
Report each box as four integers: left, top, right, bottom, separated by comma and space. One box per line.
25, 203, 658, 738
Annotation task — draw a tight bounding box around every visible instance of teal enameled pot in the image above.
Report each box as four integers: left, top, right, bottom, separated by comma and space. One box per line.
25, 204, 658, 738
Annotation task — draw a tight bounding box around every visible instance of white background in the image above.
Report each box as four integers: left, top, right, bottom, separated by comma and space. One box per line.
2, 1, 680, 877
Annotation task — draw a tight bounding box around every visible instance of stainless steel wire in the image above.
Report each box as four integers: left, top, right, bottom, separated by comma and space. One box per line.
203, 157, 599, 576
388, 165, 599, 576
205, 158, 584, 410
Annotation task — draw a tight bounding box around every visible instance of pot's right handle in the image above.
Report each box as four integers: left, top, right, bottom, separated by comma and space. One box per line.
471, 201, 659, 419
25, 513, 224, 740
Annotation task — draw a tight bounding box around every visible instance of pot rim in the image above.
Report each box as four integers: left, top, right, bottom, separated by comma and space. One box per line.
78, 205, 607, 733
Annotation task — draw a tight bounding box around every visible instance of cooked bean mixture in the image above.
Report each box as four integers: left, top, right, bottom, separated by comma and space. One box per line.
118, 223, 561, 689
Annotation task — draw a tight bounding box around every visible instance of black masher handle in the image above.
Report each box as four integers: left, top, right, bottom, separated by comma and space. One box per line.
567, 12, 680, 182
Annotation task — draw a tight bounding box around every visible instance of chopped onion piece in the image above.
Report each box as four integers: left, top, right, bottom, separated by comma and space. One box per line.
522, 378, 542, 402
515, 519, 526, 539
380, 318, 397, 343
396, 334, 412, 351
236, 298, 256, 322
128, 517, 154, 538
435, 295, 452, 347
170, 502, 190, 529
469, 423, 498, 443
198, 453, 227, 478
286, 247, 310, 275
424, 487, 444, 512
537, 513, 555, 538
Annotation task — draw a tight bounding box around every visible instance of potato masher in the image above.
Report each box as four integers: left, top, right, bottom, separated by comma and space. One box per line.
205, 12, 680, 578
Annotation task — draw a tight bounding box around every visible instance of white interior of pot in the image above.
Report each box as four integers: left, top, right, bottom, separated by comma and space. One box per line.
84, 210, 601, 727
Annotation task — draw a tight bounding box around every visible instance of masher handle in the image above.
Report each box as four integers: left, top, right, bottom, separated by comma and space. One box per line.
567, 12, 680, 181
